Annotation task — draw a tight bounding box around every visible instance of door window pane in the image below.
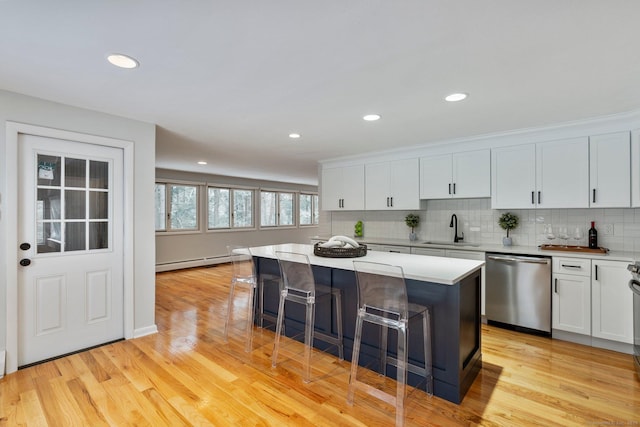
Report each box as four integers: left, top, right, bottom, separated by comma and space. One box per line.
208, 187, 230, 229
37, 154, 61, 186
233, 189, 253, 228
37, 189, 61, 219
65, 158, 86, 188
89, 192, 108, 219
89, 222, 109, 249
278, 193, 294, 226
65, 190, 86, 219
89, 160, 109, 189
65, 222, 86, 251
37, 222, 61, 254
261, 191, 276, 226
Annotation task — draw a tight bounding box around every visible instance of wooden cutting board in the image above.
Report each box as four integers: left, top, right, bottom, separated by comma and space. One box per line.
539, 244, 608, 254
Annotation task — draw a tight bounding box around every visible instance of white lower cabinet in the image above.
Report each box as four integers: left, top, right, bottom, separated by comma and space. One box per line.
591, 260, 634, 344
552, 257, 591, 336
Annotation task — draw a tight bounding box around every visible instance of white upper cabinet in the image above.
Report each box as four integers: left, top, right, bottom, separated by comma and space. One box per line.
536, 137, 589, 208
492, 138, 589, 209
321, 165, 365, 210
589, 131, 631, 208
365, 158, 420, 210
420, 149, 490, 199
491, 144, 537, 209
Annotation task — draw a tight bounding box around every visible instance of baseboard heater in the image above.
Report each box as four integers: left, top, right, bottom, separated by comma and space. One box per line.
155, 255, 229, 272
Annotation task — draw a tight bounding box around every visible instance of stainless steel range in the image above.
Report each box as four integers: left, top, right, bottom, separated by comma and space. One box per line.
628, 262, 640, 379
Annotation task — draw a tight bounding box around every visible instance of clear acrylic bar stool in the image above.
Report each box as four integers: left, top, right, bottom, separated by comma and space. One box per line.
272, 251, 344, 383
223, 245, 279, 352
348, 261, 432, 427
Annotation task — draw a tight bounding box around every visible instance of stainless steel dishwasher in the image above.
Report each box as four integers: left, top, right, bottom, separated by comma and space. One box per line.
485, 253, 552, 334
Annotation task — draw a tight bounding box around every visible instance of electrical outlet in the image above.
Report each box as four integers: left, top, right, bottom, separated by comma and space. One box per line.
603, 223, 614, 235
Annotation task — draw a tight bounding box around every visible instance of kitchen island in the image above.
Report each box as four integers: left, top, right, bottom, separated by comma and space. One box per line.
250, 243, 484, 404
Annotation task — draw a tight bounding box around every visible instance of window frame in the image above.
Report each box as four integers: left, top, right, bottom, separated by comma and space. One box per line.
206, 184, 256, 231
259, 188, 297, 229
155, 181, 201, 234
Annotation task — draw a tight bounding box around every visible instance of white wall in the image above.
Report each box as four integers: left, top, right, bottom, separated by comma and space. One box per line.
156, 168, 321, 268
0, 90, 156, 370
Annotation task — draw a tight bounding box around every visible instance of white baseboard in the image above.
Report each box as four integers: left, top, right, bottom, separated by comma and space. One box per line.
155, 256, 229, 272
133, 325, 158, 339
0, 350, 5, 379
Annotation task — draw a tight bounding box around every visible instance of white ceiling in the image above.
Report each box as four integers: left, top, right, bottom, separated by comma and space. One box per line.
2, 1, 640, 185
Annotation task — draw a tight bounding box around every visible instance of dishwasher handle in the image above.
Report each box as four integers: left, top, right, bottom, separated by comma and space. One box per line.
487, 255, 550, 265
630, 279, 640, 296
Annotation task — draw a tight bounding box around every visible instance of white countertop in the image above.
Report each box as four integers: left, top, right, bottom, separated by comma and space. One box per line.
310, 236, 639, 262
249, 243, 484, 285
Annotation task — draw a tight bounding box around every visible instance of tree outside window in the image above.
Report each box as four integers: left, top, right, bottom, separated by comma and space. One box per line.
155, 183, 199, 231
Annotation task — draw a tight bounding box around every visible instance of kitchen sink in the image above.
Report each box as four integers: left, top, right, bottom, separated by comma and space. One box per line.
421, 241, 481, 247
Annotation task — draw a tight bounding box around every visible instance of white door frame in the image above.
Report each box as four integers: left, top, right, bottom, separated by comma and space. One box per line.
5, 121, 135, 374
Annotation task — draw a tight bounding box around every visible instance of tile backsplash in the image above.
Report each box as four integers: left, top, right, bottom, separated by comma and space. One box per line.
322, 198, 640, 252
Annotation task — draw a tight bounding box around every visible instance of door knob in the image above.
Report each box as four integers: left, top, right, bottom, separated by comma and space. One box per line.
20, 242, 31, 250
19, 258, 31, 267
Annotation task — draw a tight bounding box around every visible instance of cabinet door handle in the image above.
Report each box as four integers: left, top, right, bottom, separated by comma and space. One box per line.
595, 265, 598, 280
554, 278, 558, 293
449, 183, 452, 195
390, 197, 393, 207
538, 191, 541, 204
453, 183, 456, 194
531, 191, 535, 204
561, 264, 582, 269
592, 188, 596, 203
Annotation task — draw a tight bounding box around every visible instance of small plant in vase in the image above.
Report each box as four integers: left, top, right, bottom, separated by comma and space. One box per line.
498, 212, 519, 246
405, 213, 420, 241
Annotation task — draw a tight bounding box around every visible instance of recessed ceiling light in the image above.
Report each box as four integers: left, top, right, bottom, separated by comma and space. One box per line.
197, 161, 207, 165
445, 93, 468, 102
289, 133, 301, 139
107, 53, 139, 69
363, 114, 381, 121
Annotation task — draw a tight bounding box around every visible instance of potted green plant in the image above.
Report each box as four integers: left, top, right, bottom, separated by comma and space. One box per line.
498, 212, 519, 246
405, 213, 420, 241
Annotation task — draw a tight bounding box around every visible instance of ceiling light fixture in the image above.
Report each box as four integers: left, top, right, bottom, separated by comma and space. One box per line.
107, 53, 139, 69
445, 93, 468, 102
197, 161, 207, 165
289, 133, 301, 139
363, 114, 381, 121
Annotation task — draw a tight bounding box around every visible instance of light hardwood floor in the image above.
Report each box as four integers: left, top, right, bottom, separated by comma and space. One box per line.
1, 264, 639, 426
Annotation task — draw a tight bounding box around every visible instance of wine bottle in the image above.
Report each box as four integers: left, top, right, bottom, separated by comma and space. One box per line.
588, 221, 598, 249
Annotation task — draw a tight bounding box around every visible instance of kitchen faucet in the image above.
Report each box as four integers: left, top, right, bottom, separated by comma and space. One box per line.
450, 214, 464, 243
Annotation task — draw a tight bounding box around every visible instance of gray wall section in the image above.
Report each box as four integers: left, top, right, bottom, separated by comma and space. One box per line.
155, 168, 322, 266
0, 89, 157, 358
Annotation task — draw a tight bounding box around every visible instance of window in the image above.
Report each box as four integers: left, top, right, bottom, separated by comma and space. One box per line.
260, 190, 295, 227
299, 193, 319, 226
208, 186, 254, 229
155, 183, 199, 231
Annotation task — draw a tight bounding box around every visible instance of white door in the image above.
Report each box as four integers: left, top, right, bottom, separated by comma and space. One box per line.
17, 134, 124, 367
491, 144, 536, 209
420, 154, 452, 199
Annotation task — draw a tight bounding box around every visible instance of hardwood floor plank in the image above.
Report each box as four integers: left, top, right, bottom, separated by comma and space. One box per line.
1, 263, 639, 426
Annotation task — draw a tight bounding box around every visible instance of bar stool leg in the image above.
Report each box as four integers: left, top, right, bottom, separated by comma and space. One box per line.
334, 291, 344, 360
396, 325, 408, 427
244, 284, 256, 353
347, 313, 364, 404
424, 309, 433, 396
271, 290, 287, 368
303, 300, 316, 383
223, 280, 236, 342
